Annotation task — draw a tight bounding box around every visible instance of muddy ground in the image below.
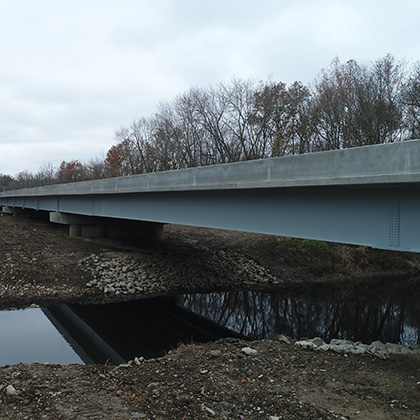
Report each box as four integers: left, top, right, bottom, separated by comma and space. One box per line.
1, 213, 420, 419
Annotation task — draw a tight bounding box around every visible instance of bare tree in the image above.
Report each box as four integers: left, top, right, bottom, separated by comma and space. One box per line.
127, 117, 158, 173
252, 80, 312, 156
357, 54, 405, 145
86, 157, 106, 179
403, 62, 420, 139
220, 78, 262, 160
310, 58, 345, 150
188, 85, 239, 164
15, 171, 37, 188
34, 162, 57, 186
0, 174, 17, 191
173, 90, 209, 167
153, 104, 186, 171
310, 55, 405, 151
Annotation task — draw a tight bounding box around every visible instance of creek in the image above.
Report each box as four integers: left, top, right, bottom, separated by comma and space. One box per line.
1, 288, 419, 366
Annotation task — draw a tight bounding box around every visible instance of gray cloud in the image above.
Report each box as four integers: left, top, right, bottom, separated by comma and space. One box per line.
0, 0, 418, 175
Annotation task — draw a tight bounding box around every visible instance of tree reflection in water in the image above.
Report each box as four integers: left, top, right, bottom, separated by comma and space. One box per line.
181, 291, 420, 345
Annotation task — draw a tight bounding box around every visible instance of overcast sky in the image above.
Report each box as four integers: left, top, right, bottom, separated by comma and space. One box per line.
0, 0, 419, 175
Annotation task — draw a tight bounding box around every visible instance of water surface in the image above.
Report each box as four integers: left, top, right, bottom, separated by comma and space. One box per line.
0, 307, 83, 365
181, 291, 420, 345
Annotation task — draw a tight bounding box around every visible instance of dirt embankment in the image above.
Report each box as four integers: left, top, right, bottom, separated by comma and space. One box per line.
1, 213, 420, 419
1, 339, 420, 420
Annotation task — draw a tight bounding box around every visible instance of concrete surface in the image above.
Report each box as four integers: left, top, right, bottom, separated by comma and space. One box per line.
1, 140, 420, 199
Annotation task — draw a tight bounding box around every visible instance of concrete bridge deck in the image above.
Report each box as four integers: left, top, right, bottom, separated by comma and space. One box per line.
1, 140, 420, 252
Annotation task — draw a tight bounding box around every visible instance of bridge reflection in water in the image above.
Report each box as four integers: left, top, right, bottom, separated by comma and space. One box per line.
42, 298, 242, 365
181, 291, 420, 346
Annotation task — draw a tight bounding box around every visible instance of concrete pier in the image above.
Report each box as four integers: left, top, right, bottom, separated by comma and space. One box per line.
49, 212, 163, 239
2, 206, 30, 217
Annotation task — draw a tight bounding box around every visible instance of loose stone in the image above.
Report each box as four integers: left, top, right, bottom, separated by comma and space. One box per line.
242, 347, 258, 356
5, 385, 18, 396
209, 349, 222, 357
293, 337, 418, 358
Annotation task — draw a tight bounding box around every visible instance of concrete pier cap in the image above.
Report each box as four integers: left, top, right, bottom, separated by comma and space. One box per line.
1, 206, 46, 219
2, 206, 26, 217
49, 212, 163, 239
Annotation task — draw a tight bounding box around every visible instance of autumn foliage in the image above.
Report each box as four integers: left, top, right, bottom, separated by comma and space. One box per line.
57, 160, 86, 183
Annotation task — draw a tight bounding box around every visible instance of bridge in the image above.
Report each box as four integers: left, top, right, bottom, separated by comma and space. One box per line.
1, 140, 420, 252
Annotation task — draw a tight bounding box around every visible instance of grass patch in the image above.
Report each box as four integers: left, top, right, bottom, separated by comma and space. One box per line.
300, 239, 329, 253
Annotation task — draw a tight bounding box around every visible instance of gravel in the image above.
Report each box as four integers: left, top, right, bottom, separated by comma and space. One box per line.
79, 248, 282, 301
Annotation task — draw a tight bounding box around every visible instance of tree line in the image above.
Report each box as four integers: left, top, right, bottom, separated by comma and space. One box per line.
2, 54, 419, 190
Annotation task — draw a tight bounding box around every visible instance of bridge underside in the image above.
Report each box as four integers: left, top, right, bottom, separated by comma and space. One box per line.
2, 184, 419, 252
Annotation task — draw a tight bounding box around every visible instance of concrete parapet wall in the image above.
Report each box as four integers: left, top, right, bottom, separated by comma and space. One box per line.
1, 140, 420, 201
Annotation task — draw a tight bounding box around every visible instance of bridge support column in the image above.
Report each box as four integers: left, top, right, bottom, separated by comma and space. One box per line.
50, 212, 163, 239
106, 221, 163, 240
67, 224, 108, 238
69, 224, 81, 237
